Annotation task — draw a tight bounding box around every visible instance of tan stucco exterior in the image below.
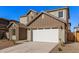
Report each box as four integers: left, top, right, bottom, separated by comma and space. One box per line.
47, 9, 68, 21
19, 8, 70, 42
59, 29, 65, 42
27, 29, 32, 41
20, 10, 38, 26
20, 17, 28, 26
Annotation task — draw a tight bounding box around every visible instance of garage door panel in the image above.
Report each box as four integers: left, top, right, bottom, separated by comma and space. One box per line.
33, 29, 59, 42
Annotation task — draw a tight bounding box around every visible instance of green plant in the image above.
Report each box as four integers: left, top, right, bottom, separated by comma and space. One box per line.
58, 47, 63, 51
61, 42, 65, 47
59, 39, 65, 47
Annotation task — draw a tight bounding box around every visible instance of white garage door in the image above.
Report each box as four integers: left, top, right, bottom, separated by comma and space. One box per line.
33, 29, 59, 42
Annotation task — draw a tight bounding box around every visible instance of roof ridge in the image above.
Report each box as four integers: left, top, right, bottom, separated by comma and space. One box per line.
20, 9, 38, 17
29, 9, 38, 13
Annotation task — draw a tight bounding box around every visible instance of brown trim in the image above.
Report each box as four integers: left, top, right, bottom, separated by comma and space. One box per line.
7, 23, 13, 28
27, 27, 62, 30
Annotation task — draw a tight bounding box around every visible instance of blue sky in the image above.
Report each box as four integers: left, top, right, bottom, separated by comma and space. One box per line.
0, 6, 78, 31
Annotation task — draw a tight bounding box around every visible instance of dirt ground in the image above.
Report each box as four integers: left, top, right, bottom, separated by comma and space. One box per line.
51, 42, 79, 53
0, 40, 15, 50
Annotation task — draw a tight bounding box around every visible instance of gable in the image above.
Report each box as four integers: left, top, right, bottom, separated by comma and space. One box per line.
27, 11, 38, 22
46, 7, 70, 19
8, 23, 17, 29
47, 9, 67, 21
27, 13, 65, 29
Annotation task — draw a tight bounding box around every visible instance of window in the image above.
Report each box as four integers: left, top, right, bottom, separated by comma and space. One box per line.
58, 11, 63, 18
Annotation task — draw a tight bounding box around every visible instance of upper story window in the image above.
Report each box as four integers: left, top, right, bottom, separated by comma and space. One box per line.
58, 11, 63, 18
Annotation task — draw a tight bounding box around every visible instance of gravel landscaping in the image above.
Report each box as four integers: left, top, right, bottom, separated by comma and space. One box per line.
51, 42, 79, 53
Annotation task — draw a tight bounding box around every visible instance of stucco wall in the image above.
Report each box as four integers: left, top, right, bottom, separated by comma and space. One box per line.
20, 17, 28, 26
47, 9, 67, 21
20, 11, 38, 26
59, 29, 65, 43
27, 12, 38, 22
27, 30, 32, 41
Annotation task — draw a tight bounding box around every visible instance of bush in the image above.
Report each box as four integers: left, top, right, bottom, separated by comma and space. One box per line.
59, 39, 65, 47
61, 42, 65, 47
58, 47, 63, 51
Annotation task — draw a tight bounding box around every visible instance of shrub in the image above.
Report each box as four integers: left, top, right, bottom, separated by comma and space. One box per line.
58, 47, 63, 51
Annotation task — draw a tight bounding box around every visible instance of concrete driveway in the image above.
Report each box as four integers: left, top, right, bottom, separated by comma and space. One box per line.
0, 42, 58, 53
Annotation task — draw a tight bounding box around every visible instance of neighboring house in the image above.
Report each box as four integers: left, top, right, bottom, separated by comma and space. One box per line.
7, 20, 27, 40
20, 7, 71, 43
0, 18, 9, 39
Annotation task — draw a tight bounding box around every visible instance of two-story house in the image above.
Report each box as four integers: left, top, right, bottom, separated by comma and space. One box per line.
20, 7, 70, 43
